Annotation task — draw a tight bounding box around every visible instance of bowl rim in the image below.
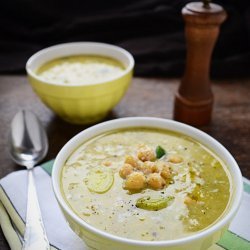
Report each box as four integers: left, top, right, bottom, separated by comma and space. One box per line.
52, 117, 243, 247
26, 42, 135, 87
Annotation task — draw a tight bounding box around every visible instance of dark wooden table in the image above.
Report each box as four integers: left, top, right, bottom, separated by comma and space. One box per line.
0, 75, 250, 249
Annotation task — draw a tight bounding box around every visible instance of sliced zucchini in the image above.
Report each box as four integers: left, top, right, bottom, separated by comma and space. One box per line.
85, 168, 114, 194
136, 196, 174, 211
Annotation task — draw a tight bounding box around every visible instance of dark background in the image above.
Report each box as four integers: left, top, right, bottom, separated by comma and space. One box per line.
1, 0, 250, 77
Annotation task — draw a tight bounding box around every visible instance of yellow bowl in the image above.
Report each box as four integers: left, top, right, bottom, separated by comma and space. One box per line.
26, 42, 134, 124
52, 117, 243, 250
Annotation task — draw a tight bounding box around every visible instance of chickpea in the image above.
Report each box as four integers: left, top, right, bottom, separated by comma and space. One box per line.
168, 155, 183, 164
160, 164, 171, 179
119, 163, 134, 179
137, 145, 156, 162
125, 155, 139, 169
141, 161, 159, 174
102, 161, 112, 167
124, 172, 146, 191
147, 173, 166, 190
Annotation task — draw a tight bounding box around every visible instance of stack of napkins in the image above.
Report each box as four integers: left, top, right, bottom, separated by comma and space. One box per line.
0, 160, 249, 250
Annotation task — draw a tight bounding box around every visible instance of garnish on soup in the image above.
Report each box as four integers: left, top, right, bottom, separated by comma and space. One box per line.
136, 196, 174, 211
85, 167, 114, 194
155, 145, 166, 159
119, 145, 172, 191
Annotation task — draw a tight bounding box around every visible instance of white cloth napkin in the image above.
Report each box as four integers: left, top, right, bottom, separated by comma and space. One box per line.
0, 167, 86, 250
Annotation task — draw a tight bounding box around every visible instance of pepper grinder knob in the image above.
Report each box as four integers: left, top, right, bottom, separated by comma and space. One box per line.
174, 1, 227, 126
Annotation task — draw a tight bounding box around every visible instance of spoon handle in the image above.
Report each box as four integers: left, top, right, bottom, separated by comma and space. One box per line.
22, 169, 50, 250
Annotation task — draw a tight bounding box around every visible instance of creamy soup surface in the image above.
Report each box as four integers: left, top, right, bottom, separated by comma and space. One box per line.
61, 128, 231, 241
36, 55, 125, 85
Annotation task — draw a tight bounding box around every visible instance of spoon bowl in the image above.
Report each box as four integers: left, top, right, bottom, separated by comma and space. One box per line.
8, 110, 50, 249
9, 110, 48, 168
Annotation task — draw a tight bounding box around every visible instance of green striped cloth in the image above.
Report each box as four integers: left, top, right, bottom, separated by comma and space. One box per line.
0, 160, 249, 250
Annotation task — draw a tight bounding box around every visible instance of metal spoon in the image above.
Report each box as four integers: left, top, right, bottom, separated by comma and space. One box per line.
8, 110, 50, 250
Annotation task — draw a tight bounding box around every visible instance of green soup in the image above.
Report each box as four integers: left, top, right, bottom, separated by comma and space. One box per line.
61, 128, 231, 241
36, 55, 125, 85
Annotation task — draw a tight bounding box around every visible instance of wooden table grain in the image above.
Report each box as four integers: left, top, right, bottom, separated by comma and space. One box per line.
0, 75, 249, 249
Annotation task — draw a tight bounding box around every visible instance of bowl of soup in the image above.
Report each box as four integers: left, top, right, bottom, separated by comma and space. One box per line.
26, 42, 134, 124
52, 117, 243, 250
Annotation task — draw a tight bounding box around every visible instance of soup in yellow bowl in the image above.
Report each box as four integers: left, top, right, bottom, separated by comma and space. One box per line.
26, 42, 134, 124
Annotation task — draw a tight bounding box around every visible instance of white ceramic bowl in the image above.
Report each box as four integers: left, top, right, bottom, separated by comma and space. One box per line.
52, 117, 243, 250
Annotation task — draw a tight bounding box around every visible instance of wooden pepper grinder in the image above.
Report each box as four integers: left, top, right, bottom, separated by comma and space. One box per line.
174, 0, 227, 126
